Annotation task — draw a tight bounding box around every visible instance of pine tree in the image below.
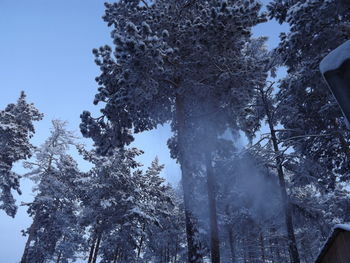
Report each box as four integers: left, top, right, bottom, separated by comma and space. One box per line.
267, 0, 350, 192
78, 147, 175, 262
215, 149, 284, 263
0, 91, 42, 217
20, 120, 83, 263
142, 186, 186, 263
80, 1, 267, 261
254, 82, 301, 263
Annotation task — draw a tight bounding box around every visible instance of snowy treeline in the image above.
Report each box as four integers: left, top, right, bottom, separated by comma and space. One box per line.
1, 0, 350, 262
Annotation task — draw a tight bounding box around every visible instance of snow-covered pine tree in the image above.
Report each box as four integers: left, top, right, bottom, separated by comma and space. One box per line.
80, 1, 267, 261
20, 120, 83, 263
142, 185, 186, 263
250, 81, 302, 262
267, 0, 350, 192
245, 79, 350, 262
215, 149, 284, 262
0, 91, 42, 217
78, 147, 175, 263
77, 146, 144, 263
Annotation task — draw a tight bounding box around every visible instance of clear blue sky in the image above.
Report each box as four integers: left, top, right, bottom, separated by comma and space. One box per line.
0, 1, 288, 262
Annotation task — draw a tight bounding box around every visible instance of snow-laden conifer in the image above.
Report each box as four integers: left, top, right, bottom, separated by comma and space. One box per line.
267, 0, 350, 191
0, 92, 42, 217
20, 120, 83, 263
78, 148, 175, 262
81, 1, 268, 261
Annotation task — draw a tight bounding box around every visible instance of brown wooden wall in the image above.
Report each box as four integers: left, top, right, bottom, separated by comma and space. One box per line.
318, 231, 350, 263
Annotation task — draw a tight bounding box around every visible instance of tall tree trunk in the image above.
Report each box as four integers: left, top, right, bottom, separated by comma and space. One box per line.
205, 150, 220, 263
113, 246, 119, 263
166, 246, 170, 263
228, 226, 235, 263
274, 233, 282, 263
269, 125, 300, 263
259, 232, 266, 263
306, 235, 314, 262
268, 231, 275, 263
243, 235, 248, 263
87, 235, 97, 263
176, 94, 203, 263
137, 235, 144, 259
55, 234, 67, 263
91, 232, 102, 263
174, 241, 178, 263
21, 156, 55, 263
300, 234, 308, 263
261, 88, 300, 263
137, 223, 146, 258
167, 245, 170, 263
246, 228, 254, 263
21, 230, 33, 263
56, 251, 62, 263
21, 215, 38, 263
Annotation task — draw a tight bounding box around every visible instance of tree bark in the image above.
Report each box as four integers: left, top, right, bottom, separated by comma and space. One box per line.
55, 234, 68, 263
112, 246, 119, 263
246, 228, 254, 263
87, 235, 97, 263
137, 223, 146, 258
21, 231, 32, 263
228, 226, 236, 263
205, 150, 221, 263
174, 241, 178, 263
268, 231, 275, 263
21, 155, 55, 263
56, 251, 62, 263
91, 232, 102, 263
269, 125, 300, 263
261, 88, 300, 263
259, 232, 266, 263
243, 235, 248, 263
273, 231, 282, 263
176, 94, 203, 263
21, 214, 39, 263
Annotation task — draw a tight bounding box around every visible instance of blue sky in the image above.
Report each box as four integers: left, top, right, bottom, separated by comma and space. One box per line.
0, 1, 288, 262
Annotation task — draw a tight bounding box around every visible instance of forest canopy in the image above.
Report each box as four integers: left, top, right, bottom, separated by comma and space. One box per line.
1, 1, 350, 263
